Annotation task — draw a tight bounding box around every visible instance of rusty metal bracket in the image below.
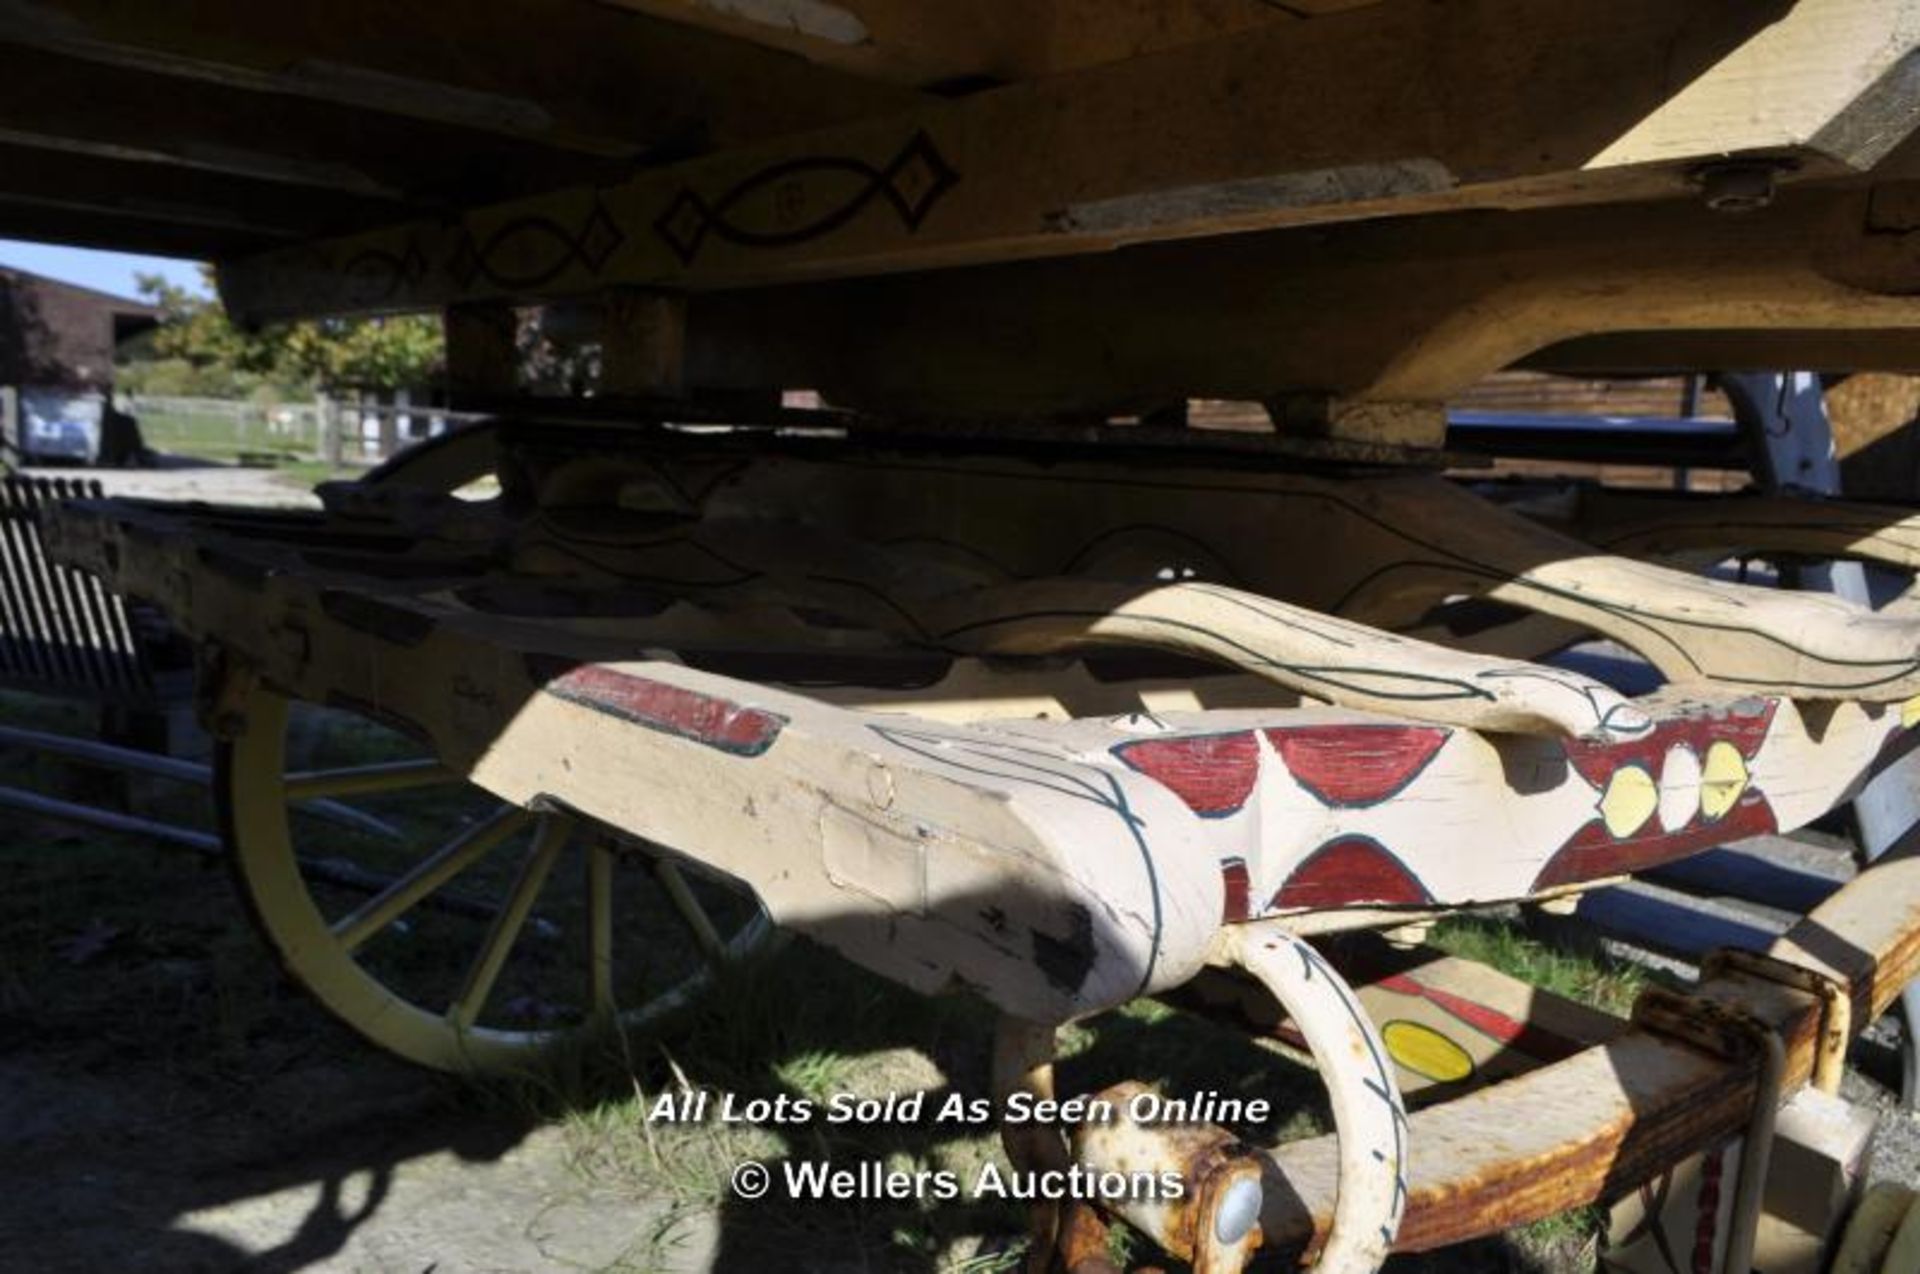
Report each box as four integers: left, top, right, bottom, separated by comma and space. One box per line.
1069, 1081, 1264, 1274
1701, 946, 1852, 1095
1632, 985, 1788, 1274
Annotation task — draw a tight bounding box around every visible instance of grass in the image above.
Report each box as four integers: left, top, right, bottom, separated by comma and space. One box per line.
133, 409, 366, 493
136, 409, 314, 465
129, 408, 480, 498
1430, 911, 1655, 1017
0, 683, 1647, 1272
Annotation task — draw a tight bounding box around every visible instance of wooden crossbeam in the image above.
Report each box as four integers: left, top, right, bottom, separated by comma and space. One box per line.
218, 0, 1920, 322
601, 0, 1346, 87
0, 199, 276, 259
0, 142, 409, 241
675, 182, 1920, 423
0, 0, 915, 156
0, 45, 628, 209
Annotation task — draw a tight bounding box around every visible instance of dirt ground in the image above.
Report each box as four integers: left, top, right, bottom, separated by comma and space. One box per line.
7, 808, 1913, 1274
29, 455, 322, 508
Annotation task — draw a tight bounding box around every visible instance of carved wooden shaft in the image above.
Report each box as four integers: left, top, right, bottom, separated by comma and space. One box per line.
1571, 489, 1920, 571
41, 495, 1920, 1025
1334, 477, 1920, 698
921, 577, 1649, 740
686, 454, 1920, 698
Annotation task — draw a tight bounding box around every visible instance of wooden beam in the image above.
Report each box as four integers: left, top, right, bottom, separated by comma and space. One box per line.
444, 303, 520, 402
0, 203, 271, 260
1523, 330, 1920, 376
0, 0, 916, 156
604, 0, 1373, 87
555, 0, 1030, 91
0, 46, 628, 210
598, 290, 688, 398
0, 191, 302, 241
218, 0, 1920, 323
1260, 849, 1920, 1253
0, 142, 410, 240
664, 184, 1920, 420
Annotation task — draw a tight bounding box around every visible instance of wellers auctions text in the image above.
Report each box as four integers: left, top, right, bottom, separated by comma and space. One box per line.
781, 1160, 1185, 1202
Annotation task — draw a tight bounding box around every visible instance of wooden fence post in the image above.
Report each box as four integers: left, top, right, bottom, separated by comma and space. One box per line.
377, 390, 398, 459
0, 385, 18, 468
318, 393, 342, 468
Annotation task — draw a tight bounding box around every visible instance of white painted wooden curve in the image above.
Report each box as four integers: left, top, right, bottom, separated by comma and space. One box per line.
1224, 927, 1405, 1274
1571, 490, 1920, 572
700, 455, 1920, 701
921, 577, 1650, 740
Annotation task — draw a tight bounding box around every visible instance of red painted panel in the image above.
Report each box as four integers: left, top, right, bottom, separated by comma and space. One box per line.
1563, 699, 1776, 791
1264, 724, 1449, 808
1375, 972, 1585, 1062
1113, 730, 1260, 816
1221, 857, 1251, 923
543, 665, 787, 756
1274, 836, 1433, 908
1530, 793, 1778, 890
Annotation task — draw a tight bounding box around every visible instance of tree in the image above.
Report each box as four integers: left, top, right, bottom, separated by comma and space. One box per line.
277, 314, 444, 392
126, 266, 443, 396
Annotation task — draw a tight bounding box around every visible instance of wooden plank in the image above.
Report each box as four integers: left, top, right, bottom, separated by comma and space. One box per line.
921, 576, 1647, 736
218, 0, 1920, 321
604, 0, 1338, 86
0, 142, 408, 240
670, 183, 1920, 421
1176, 940, 1624, 1099
1573, 886, 1778, 961
1573, 488, 1920, 572
602, 0, 1033, 88
0, 200, 269, 261
0, 45, 627, 209
0, 0, 916, 155
1643, 846, 1843, 916
598, 290, 688, 398
1526, 329, 1920, 376
444, 303, 521, 401
39, 465, 1920, 929
654, 439, 1920, 700
1259, 848, 1920, 1252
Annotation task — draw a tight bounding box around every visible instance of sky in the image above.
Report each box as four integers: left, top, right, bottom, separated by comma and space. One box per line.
0, 238, 211, 302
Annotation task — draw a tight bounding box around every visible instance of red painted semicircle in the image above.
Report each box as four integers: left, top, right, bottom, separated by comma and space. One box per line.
1113, 731, 1261, 816
1274, 836, 1434, 909
1264, 724, 1450, 808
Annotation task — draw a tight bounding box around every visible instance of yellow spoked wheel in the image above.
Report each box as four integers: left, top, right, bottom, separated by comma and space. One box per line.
218, 684, 774, 1073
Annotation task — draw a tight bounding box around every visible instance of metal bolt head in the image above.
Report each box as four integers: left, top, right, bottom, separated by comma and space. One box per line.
1214, 1175, 1264, 1246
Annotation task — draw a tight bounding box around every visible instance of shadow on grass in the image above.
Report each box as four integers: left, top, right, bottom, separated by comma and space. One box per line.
0, 690, 1615, 1274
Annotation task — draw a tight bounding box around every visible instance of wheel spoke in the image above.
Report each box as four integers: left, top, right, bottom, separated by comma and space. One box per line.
284, 757, 458, 800
587, 841, 615, 1021
331, 805, 532, 953
654, 858, 726, 965
448, 813, 572, 1029
232, 685, 768, 1074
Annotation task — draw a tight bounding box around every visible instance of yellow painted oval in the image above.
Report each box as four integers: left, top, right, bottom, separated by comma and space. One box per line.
1699, 740, 1750, 822
1382, 1019, 1475, 1084
1599, 765, 1659, 837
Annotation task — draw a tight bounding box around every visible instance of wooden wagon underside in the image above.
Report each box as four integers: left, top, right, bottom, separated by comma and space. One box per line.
17, 3, 1920, 1271
7, 1, 1920, 436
